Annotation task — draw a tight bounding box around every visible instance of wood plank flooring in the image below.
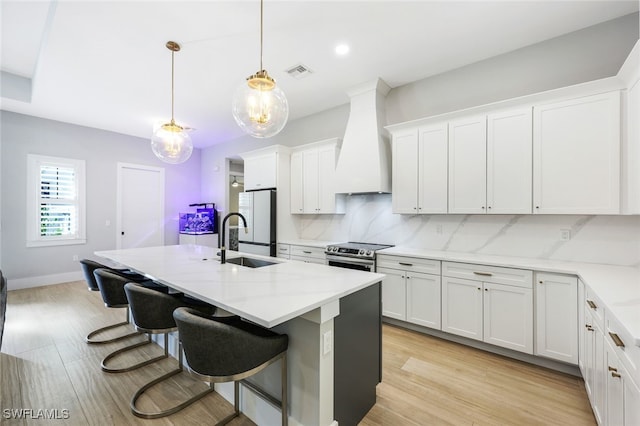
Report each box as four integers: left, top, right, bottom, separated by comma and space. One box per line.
1, 281, 596, 425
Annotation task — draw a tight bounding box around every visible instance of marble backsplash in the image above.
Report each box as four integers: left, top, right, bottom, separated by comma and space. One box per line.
296, 194, 640, 267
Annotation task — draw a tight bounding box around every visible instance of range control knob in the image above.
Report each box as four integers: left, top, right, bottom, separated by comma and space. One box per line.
358, 249, 365, 256
366, 250, 373, 256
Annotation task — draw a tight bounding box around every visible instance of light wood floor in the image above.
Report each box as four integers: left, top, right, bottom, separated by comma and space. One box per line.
1, 281, 595, 425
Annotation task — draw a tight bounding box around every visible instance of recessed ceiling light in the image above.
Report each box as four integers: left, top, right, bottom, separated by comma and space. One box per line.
335, 44, 350, 56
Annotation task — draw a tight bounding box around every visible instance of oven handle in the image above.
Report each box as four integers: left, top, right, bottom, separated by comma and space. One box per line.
326, 254, 375, 267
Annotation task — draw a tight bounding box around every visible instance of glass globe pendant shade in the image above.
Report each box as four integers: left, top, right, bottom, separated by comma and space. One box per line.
231, 70, 289, 138
151, 121, 193, 164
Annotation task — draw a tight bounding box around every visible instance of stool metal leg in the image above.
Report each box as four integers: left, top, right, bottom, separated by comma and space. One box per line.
101, 332, 168, 373
86, 307, 140, 344
130, 341, 214, 419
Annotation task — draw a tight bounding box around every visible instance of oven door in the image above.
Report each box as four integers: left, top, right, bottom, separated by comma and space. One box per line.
326, 254, 375, 272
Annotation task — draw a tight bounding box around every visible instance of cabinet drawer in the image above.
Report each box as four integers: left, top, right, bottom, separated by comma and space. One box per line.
606, 311, 640, 386
290, 255, 326, 265
277, 243, 290, 258
290, 245, 325, 260
442, 261, 533, 288
585, 286, 606, 330
376, 255, 440, 275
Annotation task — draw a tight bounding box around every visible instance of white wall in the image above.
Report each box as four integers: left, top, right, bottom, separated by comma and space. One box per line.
199, 13, 640, 267
0, 111, 201, 285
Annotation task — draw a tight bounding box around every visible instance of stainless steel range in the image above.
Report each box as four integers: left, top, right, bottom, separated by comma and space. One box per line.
325, 242, 394, 272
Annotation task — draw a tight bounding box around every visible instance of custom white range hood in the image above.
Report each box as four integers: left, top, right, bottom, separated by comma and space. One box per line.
334, 78, 392, 194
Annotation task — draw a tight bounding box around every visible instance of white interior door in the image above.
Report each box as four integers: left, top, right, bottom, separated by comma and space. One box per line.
117, 163, 165, 249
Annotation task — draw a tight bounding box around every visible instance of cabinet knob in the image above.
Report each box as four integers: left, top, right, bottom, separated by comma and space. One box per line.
477, 287, 481, 291
539, 280, 543, 284
535, 206, 540, 209
484, 288, 488, 291
481, 206, 485, 210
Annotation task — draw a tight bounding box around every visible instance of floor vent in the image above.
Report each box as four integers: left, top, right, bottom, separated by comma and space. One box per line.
286, 64, 313, 79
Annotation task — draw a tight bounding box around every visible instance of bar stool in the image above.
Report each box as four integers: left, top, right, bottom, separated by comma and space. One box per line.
93, 268, 166, 372
80, 260, 149, 344
125, 283, 220, 419
173, 307, 289, 425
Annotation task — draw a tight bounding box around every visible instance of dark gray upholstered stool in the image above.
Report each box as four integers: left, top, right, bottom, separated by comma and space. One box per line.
125, 283, 220, 419
80, 259, 149, 344
93, 268, 166, 372
173, 307, 289, 426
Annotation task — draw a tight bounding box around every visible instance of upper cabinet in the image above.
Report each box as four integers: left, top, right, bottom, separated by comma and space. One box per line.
391, 123, 448, 214
487, 108, 533, 214
241, 145, 290, 191
448, 115, 488, 214
533, 91, 620, 214
290, 138, 345, 214
448, 108, 532, 214
388, 81, 624, 215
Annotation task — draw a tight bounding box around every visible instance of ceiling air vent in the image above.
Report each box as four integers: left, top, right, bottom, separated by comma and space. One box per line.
286, 64, 313, 79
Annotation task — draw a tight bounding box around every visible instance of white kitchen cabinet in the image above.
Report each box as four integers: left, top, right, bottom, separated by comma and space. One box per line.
290, 152, 304, 213
584, 302, 606, 425
379, 269, 407, 321
448, 109, 532, 214
534, 272, 578, 365
289, 244, 326, 264
243, 151, 277, 191
448, 115, 487, 214
442, 262, 533, 354
290, 139, 344, 214
578, 279, 587, 376
605, 342, 640, 426
533, 91, 621, 214
377, 255, 441, 329
276, 243, 290, 259
391, 123, 448, 214
442, 277, 483, 340
486, 108, 532, 214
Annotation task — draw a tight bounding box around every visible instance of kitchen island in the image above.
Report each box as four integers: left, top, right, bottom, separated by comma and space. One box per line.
96, 244, 385, 426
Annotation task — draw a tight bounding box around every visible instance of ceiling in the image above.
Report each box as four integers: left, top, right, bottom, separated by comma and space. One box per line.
1, 1, 638, 148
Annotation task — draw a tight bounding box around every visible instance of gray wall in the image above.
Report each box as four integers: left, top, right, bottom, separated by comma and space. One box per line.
0, 111, 201, 281
386, 12, 639, 125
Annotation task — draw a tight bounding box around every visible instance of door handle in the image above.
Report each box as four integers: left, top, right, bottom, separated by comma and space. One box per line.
609, 332, 625, 348
121, 231, 125, 236
586, 300, 597, 310
473, 271, 492, 277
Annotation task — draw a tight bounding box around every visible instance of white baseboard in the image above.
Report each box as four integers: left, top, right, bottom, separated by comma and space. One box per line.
7, 271, 83, 291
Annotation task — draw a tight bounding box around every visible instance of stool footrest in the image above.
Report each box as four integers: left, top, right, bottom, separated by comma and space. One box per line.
131, 367, 214, 419
85, 321, 138, 344
101, 336, 164, 373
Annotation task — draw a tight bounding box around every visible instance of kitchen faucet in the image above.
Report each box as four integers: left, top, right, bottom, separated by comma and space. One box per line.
220, 212, 248, 264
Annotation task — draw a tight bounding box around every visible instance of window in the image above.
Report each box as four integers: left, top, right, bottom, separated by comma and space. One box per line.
27, 154, 86, 247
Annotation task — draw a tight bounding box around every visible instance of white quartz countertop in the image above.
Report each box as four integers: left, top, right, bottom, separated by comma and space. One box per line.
378, 247, 640, 346
96, 245, 384, 328
278, 239, 339, 248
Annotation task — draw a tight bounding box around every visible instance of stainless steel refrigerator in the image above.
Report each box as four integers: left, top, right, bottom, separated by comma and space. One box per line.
238, 189, 276, 256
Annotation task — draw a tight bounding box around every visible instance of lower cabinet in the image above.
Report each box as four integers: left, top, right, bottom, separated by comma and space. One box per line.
379, 267, 441, 329
378, 255, 441, 330
441, 262, 533, 354
535, 272, 578, 364
289, 244, 326, 264
581, 281, 640, 426
441, 276, 533, 354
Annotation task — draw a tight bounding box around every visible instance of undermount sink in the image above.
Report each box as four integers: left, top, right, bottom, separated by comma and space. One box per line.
226, 256, 277, 268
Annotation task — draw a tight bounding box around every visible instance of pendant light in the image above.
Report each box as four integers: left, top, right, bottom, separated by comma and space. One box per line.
151, 41, 193, 164
231, 0, 289, 138
231, 175, 241, 188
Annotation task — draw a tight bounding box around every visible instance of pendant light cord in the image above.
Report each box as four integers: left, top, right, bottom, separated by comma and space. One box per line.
171, 48, 175, 123
260, 0, 264, 72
